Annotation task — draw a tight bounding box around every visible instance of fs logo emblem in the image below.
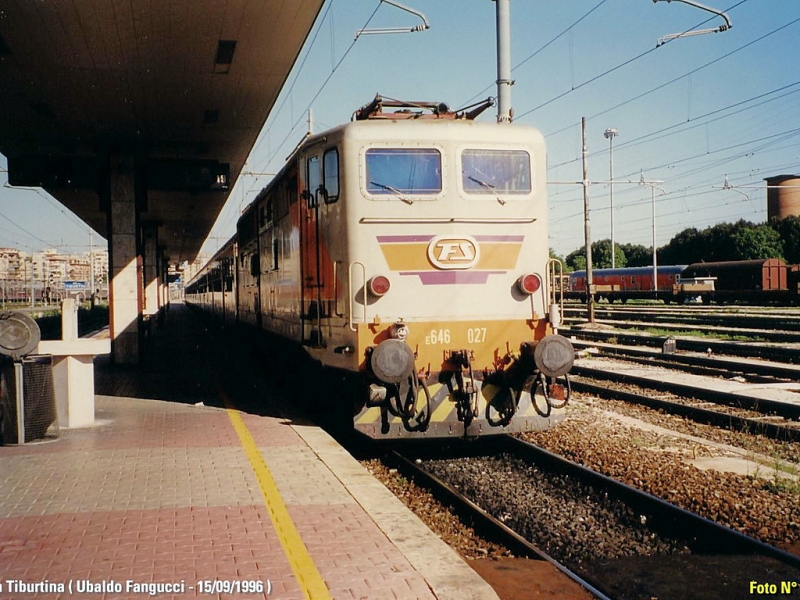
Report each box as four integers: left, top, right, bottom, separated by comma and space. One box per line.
427, 235, 480, 270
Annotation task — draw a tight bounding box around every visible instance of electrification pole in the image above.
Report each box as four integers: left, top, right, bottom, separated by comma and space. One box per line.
582, 118, 594, 323
604, 128, 618, 268
89, 228, 96, 304
638, 173, 666, 295
494, 0, 513, 123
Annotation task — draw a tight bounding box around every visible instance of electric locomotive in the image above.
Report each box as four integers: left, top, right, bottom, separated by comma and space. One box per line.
187, 95, 574, 439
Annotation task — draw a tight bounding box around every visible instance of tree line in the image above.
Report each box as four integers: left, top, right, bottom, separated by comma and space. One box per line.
559, 216, 800, 271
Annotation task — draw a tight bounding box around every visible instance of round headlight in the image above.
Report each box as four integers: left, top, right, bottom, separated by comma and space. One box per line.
533, 334, 574, 378
370, 339, 415, 383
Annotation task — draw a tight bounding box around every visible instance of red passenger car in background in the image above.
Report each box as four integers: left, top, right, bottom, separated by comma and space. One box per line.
568, 266, 687, 303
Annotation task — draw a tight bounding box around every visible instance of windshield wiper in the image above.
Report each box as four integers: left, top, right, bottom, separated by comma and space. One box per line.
369, 181, 413, 204
467, 175, 495, 189
467, 176, 505, 205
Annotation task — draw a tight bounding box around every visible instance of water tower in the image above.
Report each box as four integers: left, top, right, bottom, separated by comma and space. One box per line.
765, 175, 800, 219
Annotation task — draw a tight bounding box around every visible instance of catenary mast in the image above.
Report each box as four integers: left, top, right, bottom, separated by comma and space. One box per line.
494, 0, 513, 123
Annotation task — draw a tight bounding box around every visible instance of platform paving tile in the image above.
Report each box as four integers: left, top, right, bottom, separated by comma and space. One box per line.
1, 345, 498, 600
239, 412, 307, 448
1, 398, 244, 455
286, 503, 437, 599
260, 446, 358, 506
0, 446, 263, 518
0, 407, 443, 599
0, 506, 307, 600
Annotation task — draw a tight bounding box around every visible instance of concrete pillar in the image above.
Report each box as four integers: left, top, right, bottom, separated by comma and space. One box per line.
160, 257, 166, 308
107, 154, 142, 364
142, 222, 159, 332
157, 250, 168, 324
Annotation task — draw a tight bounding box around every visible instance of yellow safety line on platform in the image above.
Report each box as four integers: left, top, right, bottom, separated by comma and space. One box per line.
227, 409, 331, 600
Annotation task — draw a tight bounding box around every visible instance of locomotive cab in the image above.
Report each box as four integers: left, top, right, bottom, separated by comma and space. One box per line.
303, 97, 575, 438
188, 96, 575, 440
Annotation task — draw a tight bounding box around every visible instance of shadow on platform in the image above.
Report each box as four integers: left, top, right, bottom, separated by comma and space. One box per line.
94, 303, 313, 420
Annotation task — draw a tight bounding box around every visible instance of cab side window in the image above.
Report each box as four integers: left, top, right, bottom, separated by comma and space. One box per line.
323, 148, 339, 203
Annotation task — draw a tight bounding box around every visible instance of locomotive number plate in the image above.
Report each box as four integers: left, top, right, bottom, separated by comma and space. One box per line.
424, 327, 487, 345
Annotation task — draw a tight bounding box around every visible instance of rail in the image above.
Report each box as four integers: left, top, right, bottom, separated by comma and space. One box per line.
393, 436, 800, 599
390, 446, 609, 600
570, 362, 800, 421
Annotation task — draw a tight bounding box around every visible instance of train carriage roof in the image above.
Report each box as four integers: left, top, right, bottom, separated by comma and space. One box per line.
570, 265, 687, 278
682, 258, 786, 276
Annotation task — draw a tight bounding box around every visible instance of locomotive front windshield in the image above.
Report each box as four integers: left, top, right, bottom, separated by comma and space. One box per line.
365, 148, 442, 196
462, 149, 531, 195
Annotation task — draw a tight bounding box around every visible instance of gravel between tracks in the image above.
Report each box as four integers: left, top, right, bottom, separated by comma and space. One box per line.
367, 393, 800, 554
526, 395, 800, 552
423, 453, 690, 565
361, 391, 800, 597
361, 458, 512, 560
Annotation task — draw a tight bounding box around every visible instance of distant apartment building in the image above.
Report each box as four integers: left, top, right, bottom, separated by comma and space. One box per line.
0, 246, 109, 304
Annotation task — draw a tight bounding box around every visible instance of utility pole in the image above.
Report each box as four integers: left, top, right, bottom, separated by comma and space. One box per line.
89, 229, 96, 306
638, 172, 666, 294
604, 128, 618, 268
29, 257, 34, 308
582, 118, 594, 323
550, 164, 668, 305
652, 186, 657, 291
1, 254, 6, 310
494, 0, 513, 123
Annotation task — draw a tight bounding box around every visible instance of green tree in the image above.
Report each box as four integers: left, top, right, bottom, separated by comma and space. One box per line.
729, 224, 784, 260
659, 228, 703, 265
564, 248, 586, 271
549, 248, 566, 264
590, 239, 627, 269
618, 243, 651, 267
659, 220, 783, 264
565, 216, 800, 271
704, 221, 741, 261
564, 239, 626, 271
770, 216, 800, 264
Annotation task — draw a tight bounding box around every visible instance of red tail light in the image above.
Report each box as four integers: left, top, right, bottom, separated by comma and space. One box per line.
368, 275, 391, 297
517, 273, 542, 295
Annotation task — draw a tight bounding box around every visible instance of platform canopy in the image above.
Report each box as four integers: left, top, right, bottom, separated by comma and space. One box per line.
0, 0, 325, 264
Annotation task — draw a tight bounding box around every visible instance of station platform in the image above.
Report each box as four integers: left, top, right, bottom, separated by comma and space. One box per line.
0, 304, 500, 600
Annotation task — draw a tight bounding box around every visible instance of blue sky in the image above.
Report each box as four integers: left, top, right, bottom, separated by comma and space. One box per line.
2, 0, 799, 260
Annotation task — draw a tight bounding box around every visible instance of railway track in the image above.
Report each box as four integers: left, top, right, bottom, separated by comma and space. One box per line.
570, 339, 800, 381
562, 326, 800, 364
357, 310, 800, 597
565, 318, 800, 343
390, 436, 800, 600
571, 359, 800, 428
563, 305, 800, 333
570, 376, 800, 444
564, 305, 800, 344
